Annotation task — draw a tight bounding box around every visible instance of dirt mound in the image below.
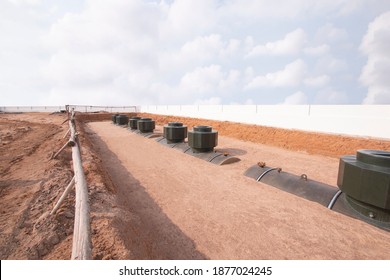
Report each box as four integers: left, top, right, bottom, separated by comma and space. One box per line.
77, 112, 137, 123
75, 112, 390, 158
0, 113, 129, 259
0, 113, 74, 259
139, 113, 390, 158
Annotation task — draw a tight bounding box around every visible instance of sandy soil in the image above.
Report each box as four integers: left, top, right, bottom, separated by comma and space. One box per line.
84, 121, 389, 259
0, 113, 128, 259
0, 113, 74, 259
1, 112, 389, 259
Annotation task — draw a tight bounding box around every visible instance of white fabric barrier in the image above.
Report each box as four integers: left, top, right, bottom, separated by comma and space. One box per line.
0, 105, 139, 113
0, 106, 65, 112
140, 105, 390, 140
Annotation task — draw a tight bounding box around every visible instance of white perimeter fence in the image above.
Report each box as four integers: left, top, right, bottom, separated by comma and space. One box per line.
140, 105, 390, 140
0, 105, 138, 113
0, 106, 65, 112
2, 104, 389, 139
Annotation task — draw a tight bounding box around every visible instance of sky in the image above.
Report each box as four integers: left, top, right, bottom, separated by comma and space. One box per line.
1, 0, 390, 106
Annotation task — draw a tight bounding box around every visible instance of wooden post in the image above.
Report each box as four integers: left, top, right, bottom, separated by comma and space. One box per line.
63, 128, 70, 139
69, 111, 92, 260
52, 139, 75, 159
50, 176, 75, 215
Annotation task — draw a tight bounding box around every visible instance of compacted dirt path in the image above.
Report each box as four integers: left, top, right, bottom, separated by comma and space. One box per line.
85, 121, 390, 259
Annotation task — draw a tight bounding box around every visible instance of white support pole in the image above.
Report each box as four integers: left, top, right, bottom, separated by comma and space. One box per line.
63, 128, 70, 139
50, 176, 75, 215
52, 140, 72, 159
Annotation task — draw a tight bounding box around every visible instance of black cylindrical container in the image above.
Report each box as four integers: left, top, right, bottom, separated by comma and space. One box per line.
163, 122, 188, 143
137, 118, 155, 133
129, 117, 142, 129
116, 114, 129, 125
187, 125, 218, 153
112, 114, 119, 124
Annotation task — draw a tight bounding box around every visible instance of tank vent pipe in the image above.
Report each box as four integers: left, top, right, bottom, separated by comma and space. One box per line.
256, 167, 282, 182
327, 190, 342, 209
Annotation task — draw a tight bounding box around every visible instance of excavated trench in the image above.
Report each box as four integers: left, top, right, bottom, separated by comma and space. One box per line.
76, 113, 390, 259
110, 114, 390, 230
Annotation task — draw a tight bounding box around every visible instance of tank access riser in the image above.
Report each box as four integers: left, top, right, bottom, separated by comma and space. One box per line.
155, 123, 240, 165
337, 149, 390, 229
128, 117, 162, 138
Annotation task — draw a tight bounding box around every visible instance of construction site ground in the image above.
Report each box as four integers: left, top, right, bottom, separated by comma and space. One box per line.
0, 112, 389, 260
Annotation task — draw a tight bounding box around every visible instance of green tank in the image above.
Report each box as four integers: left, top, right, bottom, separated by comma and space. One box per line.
163, 122, 188, 144
129, 117, 142, 130
338, 150, 390, 223
112, 114, 119, 124
137, 118, 155, 133
116, 114, 129, 125
187, 125, 218, 153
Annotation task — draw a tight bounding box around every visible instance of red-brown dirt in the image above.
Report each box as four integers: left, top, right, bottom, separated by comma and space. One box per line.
0, 113, 128, 259
138, 113, 390, 158
1, 112, 389, 259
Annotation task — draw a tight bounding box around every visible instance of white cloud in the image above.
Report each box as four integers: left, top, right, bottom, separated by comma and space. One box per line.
303, 44, 330, 56
7, 0, 42, 6
159, 34, 241, 73
45, 50, 122, 87
315, 88, 348, 104
219, 70, 241, 90
304, 75, 330, 87
245, 59, 307, 89
162, 0, 218, 40
282, 91, 308, 104
315, 23, 348, 43
1, 0, 390, 106
360, 11, 390, 104
179, 65, 241, 97
181, 34, 224, 60
220, 39, 241, 57
180, 65, 224, 94
220, 0, 364, 21
41, 0, 163, 105
247, 28, 307, 56
314, 55, 348, 73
